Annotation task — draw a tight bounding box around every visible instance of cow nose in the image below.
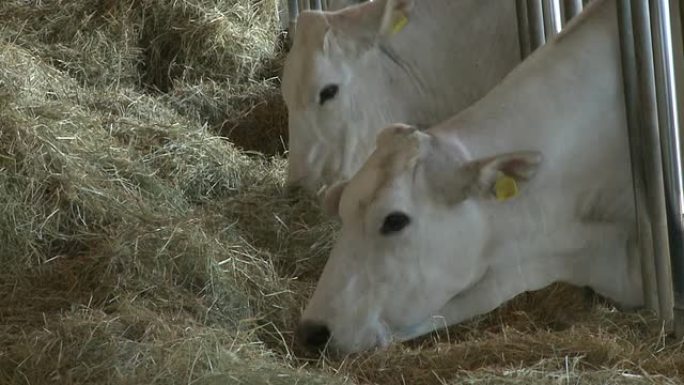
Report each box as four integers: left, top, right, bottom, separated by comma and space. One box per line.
296, 320, 331, 352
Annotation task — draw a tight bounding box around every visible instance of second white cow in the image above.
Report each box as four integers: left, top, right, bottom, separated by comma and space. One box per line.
297, 0, 644, 354
281, 0, 521, 193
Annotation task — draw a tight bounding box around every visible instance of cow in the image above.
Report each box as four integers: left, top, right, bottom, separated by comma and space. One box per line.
296, 0, 645, 355
281, 0, 521, 193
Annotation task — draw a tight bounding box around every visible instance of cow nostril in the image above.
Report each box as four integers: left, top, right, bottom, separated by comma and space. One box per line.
297, 320, 331, 351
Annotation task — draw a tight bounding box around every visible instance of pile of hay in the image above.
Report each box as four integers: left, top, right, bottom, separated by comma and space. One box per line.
0, 1, 325, 383
0, 1, 683, 384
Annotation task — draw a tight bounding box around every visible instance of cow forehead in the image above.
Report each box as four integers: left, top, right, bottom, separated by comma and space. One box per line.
282, 12, 331, 109
340, 130, 423, 217
294, 11, 329, 49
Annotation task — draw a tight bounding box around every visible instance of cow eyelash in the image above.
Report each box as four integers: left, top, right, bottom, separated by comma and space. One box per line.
319, 84, 339, 105
380, 212, 411, 235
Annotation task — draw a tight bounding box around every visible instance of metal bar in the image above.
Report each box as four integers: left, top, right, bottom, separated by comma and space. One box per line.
299, 0, 310, 12
288, 0, 299, 36
563, 0, 583, 25
542, 0, 562, 38
527, 0, 546, 51
633, 0, 674, 325
617, 0, 660, 315
630, 0, 674, 324
553, 0, 563, 33
516, 0, 532, 59
667, 0, 684, 339
651, 0, 684, 336
277, 0, 288, 32
311, 0, 322, 10
542, 0, 554, 38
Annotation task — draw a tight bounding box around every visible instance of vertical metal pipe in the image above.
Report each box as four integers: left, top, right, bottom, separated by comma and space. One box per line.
617, 0, 660, 315
553, 0, 564, 33
311, 0, 322, 10
277, 0, 288, 32
288, 0, 299, 37
563, 0, 583, 25
527, 0, 546, 52
650, 0, 684, 336
299, 0, 310, 13
517, 0, 532, 59
542, 0, 554, 38
666, 0, 684, 338
667, 0, 684, 340
630, 0, 674, 324
542, 0, 562, 38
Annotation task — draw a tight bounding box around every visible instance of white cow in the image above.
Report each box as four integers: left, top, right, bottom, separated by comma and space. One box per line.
297, 0, 644, 354
281, 0, 521, 193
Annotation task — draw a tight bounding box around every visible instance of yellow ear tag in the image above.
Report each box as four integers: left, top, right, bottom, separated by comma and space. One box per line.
391, 13, 409, 35
494, 173, 519, 202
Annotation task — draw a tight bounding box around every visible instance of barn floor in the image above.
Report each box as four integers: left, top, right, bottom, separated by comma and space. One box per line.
0, 1, 682, 384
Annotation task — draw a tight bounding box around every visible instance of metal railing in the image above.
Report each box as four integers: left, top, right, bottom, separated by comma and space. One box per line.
617, 0, 684, 335
517, 0, 587, 59
515, 0, 684, 338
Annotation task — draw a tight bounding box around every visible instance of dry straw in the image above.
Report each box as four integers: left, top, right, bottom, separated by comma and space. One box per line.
0, 0, 682, 384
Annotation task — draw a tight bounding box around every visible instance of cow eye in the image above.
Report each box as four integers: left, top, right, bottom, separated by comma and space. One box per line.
319, 84, 338, 105
380, 212, 411, 235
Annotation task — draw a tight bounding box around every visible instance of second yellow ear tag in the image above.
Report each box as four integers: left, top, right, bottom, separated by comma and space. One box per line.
494, 173, 519, 202
391, 12, 409, 35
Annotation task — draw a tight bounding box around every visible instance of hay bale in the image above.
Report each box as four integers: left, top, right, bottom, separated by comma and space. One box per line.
219, 82, 289, 155
0, 1, 141, 88
0, 307, 344, 385
0, 39, 335, 384
0, 0, 279, 90
164, 79, 289, 156
0, 0, 288, 155
134, 0, 279, 92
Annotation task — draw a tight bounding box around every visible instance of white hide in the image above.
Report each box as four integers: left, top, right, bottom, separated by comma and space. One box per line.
281, 0, 520, 193
300, 0, 644, 354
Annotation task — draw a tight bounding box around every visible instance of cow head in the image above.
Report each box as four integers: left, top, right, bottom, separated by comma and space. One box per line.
296, 124, 542, 354
282, 0, 415, 193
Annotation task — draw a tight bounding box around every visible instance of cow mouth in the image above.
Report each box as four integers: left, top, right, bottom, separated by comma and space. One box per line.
327, 319, 393, 355
390, 268, 493, 342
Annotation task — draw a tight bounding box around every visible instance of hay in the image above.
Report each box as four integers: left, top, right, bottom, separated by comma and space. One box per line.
0, 0, 279, 90
166, 79, 289, 156
0, 20, 330, 383
0, 0, 287, 155
1, 0, 684, 384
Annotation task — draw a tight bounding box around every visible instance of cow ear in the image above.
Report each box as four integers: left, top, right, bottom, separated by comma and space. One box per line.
375, 123, 419, 148
469, 151, 542, 201
326, 0, 414, 56
378, 0, 414, 37
322, 181, 349, 217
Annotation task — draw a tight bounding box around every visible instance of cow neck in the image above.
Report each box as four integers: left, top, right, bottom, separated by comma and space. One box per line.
431, 0, 619, 157
430, 0, 642, 308
377, 0, 521, 128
